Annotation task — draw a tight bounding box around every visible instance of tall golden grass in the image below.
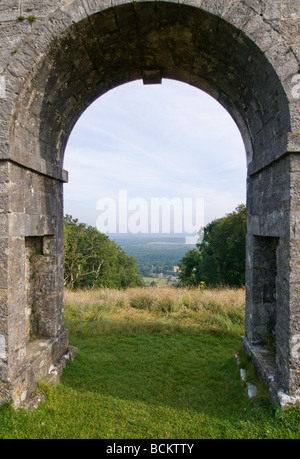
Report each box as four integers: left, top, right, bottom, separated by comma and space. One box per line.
64, 286, 245, 334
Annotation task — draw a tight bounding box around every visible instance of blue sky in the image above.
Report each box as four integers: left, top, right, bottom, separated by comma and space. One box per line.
63, 79, 246, 235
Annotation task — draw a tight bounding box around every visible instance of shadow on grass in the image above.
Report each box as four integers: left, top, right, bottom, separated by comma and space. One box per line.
1, 314, 299, 439
62, 317, 267, 421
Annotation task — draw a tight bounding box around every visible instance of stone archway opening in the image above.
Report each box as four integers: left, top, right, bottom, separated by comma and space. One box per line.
63, 78, 246, 232
0, 1, 299, 408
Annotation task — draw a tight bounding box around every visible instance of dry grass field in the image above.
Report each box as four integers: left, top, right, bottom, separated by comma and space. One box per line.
64, 286, 245, 335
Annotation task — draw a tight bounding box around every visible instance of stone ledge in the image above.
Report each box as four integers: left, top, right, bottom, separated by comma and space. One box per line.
46, 344, 77, 384
10, 330, 76, 409
241, 335, 276, 385
241, 336, 300, 408
20, 344, 77, 410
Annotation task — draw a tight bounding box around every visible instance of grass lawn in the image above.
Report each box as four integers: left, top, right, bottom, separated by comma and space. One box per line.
0, 287, 299, 439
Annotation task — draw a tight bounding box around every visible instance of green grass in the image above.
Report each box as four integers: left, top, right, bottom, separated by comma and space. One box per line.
0, 287, 299, 439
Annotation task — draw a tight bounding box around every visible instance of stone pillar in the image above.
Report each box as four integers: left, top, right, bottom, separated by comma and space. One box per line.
0, 161, 74, 408
0, 162, 11, 403
286, 154, 300, 396
243, 153, 300, 406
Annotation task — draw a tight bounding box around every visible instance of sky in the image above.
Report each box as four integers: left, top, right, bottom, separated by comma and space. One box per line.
63, 79, 246, 238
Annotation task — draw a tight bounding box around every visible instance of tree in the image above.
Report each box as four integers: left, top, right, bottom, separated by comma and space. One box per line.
63, 215, 87, 290
179, 204, 246, 287
64, 215, 142, 289
178, 249, 202, 287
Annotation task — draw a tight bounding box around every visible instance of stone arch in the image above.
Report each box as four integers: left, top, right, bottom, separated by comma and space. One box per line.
10, 2, 293, 173
0, 0, 299, 408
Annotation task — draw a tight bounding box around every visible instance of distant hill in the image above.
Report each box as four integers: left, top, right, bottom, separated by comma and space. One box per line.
111, 234, 196, 277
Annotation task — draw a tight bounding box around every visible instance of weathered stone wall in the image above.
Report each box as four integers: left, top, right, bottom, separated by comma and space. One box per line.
0, 158, 67, 407
0, 0, 299, 407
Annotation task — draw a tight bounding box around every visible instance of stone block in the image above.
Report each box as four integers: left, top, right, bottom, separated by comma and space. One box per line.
279, 18, 300, 45
21, 0, 61, 17
244, 0, 281, 19
283, 0, 300, 18
0, 1, 19, 21
82, 0, 112, 16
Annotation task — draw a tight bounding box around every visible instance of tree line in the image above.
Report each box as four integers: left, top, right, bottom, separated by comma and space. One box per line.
64, 215, 142, 289
178, 204, 246, 287
64, 204, 246, 290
